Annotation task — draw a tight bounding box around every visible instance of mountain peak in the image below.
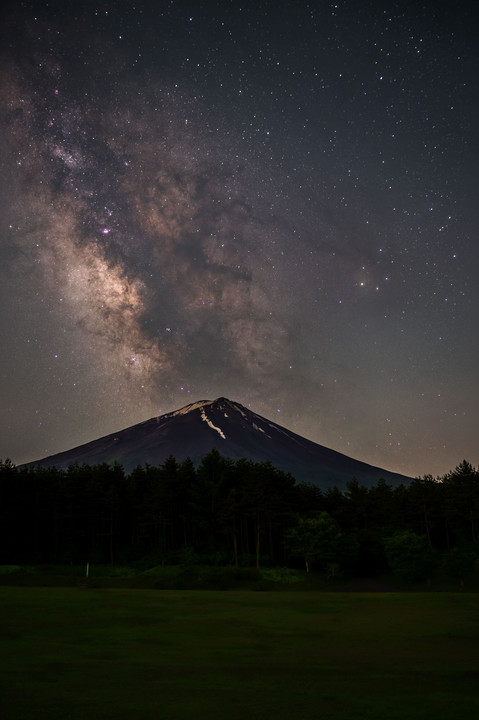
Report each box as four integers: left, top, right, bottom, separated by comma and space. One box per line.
165, 398, 213, 418
163, 397, 245, 420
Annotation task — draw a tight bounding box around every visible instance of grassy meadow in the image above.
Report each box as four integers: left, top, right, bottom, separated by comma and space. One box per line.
1, 585, 478, 720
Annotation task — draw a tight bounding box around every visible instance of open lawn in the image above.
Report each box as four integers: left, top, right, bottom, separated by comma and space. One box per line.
1, 587, 478, 719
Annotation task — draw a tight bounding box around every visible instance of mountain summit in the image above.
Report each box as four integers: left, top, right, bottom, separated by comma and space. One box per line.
24, 397, 411, 488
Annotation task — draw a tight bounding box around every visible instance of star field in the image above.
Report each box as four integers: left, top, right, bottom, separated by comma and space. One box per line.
0, 0, 477, 478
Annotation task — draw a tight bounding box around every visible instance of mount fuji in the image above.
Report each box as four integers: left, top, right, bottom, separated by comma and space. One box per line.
23, 397, 412, 489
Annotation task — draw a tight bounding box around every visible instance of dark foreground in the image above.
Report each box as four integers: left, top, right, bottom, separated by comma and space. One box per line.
1, 586, 478, 720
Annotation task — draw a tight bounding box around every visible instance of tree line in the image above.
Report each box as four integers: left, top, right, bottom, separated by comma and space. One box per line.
0, 453, 478, 580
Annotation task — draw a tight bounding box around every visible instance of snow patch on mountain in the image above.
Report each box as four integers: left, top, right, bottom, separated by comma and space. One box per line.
252, 422, 271, 438
267, 421, 302, 442
234, 404, 247, 419
201, 409, 226, 439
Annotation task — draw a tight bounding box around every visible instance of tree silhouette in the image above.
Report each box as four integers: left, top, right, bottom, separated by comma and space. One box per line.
286, 513, 342, 572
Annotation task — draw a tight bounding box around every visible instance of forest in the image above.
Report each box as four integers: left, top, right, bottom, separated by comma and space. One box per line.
1, 453, 478, 581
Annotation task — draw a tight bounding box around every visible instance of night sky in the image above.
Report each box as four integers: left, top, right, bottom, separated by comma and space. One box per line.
1, 0, 477, 478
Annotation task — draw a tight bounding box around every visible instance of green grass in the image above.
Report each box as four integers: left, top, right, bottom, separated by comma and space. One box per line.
1, 588, 478, 719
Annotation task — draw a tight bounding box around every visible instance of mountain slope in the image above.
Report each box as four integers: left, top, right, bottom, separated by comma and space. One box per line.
23, 397, 411, 488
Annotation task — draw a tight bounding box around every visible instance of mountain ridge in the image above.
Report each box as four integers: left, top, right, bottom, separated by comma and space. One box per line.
22, 397, 412, 489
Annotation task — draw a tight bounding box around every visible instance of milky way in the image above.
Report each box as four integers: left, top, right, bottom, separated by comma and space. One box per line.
1, 0, 477, 477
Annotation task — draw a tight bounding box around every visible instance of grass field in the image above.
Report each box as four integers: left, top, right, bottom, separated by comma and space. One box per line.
1, 587, 478, 720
